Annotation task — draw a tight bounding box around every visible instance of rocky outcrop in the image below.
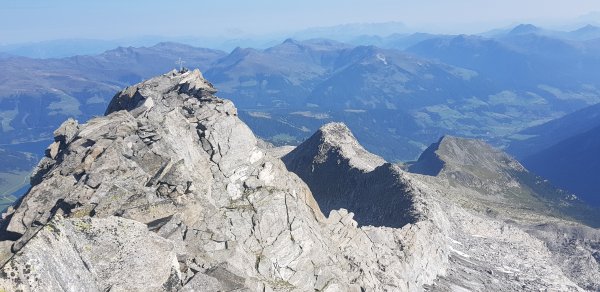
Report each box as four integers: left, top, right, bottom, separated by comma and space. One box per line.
285, 124, 600, 291
0, 70, 449, 291
408, 135, 527, 188
404, 136, 600, 290
0, 70, 598, 291
408, 135, 600, 227
2, 216, 181, 291
282, 123, 423, 228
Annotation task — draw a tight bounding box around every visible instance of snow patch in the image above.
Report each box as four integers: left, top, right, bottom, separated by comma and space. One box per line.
376, 53, 388, 65
448, 245, 470, 258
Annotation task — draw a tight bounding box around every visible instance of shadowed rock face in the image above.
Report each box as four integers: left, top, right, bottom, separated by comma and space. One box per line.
283, 123, 422, 228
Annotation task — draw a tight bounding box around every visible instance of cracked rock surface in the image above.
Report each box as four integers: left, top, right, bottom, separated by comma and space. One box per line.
0, 69, 598, 291
284, 124, 600, 291
0, 70, 445, 291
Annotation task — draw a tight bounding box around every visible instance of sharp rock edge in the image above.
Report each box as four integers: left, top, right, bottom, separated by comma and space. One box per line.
0, 69, 597, 291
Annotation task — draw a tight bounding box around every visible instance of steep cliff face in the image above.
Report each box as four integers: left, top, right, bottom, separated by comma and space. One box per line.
0, 70, 598, 291
282, 123, 423, 228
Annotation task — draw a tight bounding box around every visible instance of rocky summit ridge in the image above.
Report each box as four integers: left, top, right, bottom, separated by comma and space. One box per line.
408, 135, 600, 227
286, 124, 600, 291
0, 69, 598, 291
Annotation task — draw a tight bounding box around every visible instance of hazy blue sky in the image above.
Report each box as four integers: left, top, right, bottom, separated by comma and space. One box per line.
2, 0, 600, 43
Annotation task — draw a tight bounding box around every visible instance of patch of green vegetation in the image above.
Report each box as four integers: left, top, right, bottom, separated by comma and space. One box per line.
45, 221, 61, 236
0, 171, 30, 195
269, 133, 299, 145
74, 220, 93, 232
267, 278, 296, 290
0, 171, 31, 211
47, 92, 82, 117
70, 205, 95, 218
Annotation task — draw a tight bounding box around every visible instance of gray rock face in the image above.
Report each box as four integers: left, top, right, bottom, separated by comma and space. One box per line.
0, 70, 447, 291
0, 70, 598, 291
282, 123, 423, 228
1, 216, 181, 291
409, 135, 526, 184
408, 135, 600, 227
285, 125, 600, 291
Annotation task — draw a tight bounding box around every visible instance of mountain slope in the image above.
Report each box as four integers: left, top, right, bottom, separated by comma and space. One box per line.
408, 135, 599, 226
306, 45, 482, 109
523, 125, 600, 206
284, 123, 600, 290
405, 136, 600, 290
204, 39, 349, 108
567, 24, 600, 40
508, 102, 600, 158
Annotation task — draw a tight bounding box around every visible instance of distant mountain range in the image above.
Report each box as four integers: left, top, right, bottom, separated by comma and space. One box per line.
407, 32, 600, 90
291, 21, 409, 41
0, 22, 409, 59
2, 23, 599, 59
1, 24, 600, 205
484, 23, 600, 41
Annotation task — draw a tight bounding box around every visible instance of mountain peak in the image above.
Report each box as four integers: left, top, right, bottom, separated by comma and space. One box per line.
283, 123, 422, 228
318, 122, 353, 144
282, 38, 299, 45
105, 69, 217, 116
509, 23, 541, 35
314, 122, 386, 171
573, 24, 600, 33
409, 135, 524, 176
151, 42, 196, 50
407, 135, 600, 226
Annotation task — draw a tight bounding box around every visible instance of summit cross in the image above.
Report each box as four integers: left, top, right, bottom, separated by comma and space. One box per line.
176, 58, 186, 72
